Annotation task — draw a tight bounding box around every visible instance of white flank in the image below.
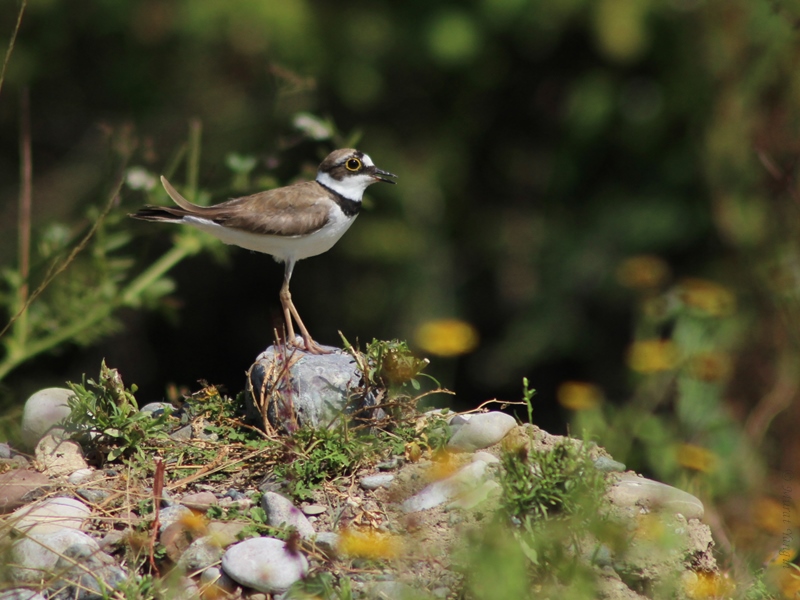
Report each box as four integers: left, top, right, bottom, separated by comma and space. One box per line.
182, 206, 357, 263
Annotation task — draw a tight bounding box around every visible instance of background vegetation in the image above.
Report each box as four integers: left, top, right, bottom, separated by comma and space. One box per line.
2, 0, 800, 591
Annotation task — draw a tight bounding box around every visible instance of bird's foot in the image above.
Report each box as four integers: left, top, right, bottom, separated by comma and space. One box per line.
287, 334, 333, 355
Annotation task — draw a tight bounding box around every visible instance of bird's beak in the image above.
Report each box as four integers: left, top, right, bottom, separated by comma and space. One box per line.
372, 168, 397, 184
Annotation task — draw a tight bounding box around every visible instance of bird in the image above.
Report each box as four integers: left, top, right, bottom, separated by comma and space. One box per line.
130, 148, 396, 354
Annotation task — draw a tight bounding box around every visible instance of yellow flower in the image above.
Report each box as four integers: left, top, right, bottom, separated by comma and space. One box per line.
754, 496, 787, 535
627, 339, 678, 373
557, 382, 603, 410
687, 352, 731, 382
676, 444, 717, 473
615, 255, 670, 289
678, 278, 736, 317
415, 319, 479, 357
683, 571, 735, 599
338, 528, 403, 559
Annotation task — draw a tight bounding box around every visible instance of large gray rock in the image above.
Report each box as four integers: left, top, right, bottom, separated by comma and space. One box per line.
607, 473, 705, 520
21, 388, 74, 449
221, 537, 309, 593
9, 497, 91, 536
246, 345, 380, 432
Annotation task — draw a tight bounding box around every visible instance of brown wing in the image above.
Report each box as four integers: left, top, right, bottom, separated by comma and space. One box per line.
158, 176, 331, 237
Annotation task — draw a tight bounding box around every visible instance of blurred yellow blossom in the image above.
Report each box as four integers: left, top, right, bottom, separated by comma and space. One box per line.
678, 278, 736, 317
426, 449, 460, 482
754, 496, 788, 535
687, 352, 731, 382
415, 319, 479, 357
683, 571, 735, 599
676, 444, 717, 473
627, 339, 678, 373
615, 255, 670, 289
557, 381, 603, 410
338, 528, 403, 559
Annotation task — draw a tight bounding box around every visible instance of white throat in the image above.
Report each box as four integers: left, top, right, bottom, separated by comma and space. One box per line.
316, 171, 373, 202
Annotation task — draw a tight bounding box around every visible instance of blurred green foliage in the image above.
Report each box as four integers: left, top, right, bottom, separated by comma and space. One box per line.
3, 0, 800, 587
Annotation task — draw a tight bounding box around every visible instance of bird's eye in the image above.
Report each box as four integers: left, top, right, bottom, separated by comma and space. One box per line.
345, 158, 362, 171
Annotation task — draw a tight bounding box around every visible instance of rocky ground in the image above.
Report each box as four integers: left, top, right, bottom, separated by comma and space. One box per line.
0, 346, 723, 600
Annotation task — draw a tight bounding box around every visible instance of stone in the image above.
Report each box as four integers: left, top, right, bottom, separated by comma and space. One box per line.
360, 474, 395, 490
139, 402, 175, 417
221, 537, 309, 594
181, 491, 218, 511
0, 443, 12, 459
21, 388, 74, 449
50, 543, 126, 599
10, 528, 99, 584
67, 468, 96, 486
402, 460, 492, 513
301, 504, 327, 516
447, 411, 517, 452
594, 456, 626, 472
76, 488, 111, 504
35, 434, 89, 477
178, 537, 225, 572
313, 532, 340, 557
207, 521, 248, 548
200, 567, 239, 594
261, 492, 316, 539
158, 504, 194, 531
607, 473, 704, 520
247, 345, 380, 431
160, 521, 200, 562
9, 497, 90, 536
0, 591, 46, 600
0, 469, 52, 514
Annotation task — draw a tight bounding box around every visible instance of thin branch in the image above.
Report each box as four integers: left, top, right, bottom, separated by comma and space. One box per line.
15, 86, 32, 349
0, 0, 27, 98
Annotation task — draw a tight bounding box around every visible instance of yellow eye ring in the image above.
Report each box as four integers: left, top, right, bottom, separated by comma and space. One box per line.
345, 158, 362, 171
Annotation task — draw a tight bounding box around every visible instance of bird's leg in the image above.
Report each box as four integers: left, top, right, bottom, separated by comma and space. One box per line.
279, 259, 330, 355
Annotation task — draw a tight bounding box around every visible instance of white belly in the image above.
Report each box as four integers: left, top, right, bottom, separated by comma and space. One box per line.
183, 210, 357, 263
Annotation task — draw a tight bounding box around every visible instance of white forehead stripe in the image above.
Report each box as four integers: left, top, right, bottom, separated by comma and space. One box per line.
361, 153, 374, 167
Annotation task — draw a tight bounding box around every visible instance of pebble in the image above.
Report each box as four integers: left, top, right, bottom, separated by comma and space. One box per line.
21, 387, 74, 449
301, 503, 327, 516
158, 504, 194, 531
0, 442, 12, 459
221, 537, 309, 593
10, 528, 99, 584
0, 591, 46, 600
261, 492, 316, 539
402, 460, 491, 513
76, 488, 111, 504
67, 468, 96, 486
139, 402, 175, 417
9, 497, 91, 535
360, 474, 395, 490
0, 469, 52, 514
472, 451, 500, 464
178, 537, 225, 572
594, 456, 626, 472
35, 434, 89, 477
50, 542, 126, 599
607, 473, 704, 520
447, 411, 517, 452
170, 424, 193, 441
161, 521, 198, 562
376, 457, 404, 471
207, 521, 248, 548
181, 491, 218, 511
314, 532, 340, 557
200, 567, 238, 594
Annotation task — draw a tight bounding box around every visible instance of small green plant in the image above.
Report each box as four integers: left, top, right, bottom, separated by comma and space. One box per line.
64, 361, 172, 462
521, 377, 536, 424
286, 572, 354, 600
271, 426, 379, 501
500, 440, 606, 525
